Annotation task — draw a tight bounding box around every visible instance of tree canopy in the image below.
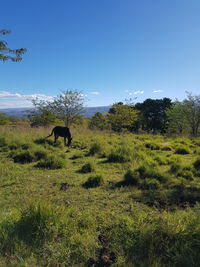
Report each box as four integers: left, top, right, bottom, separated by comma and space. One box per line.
0, 29, 26, 62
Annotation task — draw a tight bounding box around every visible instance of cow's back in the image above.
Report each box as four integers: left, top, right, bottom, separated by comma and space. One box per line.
54, 126, 70, 137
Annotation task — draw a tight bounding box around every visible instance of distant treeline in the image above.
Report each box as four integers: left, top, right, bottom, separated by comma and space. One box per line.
1, 92, 200, 137
89, 93, 200, 136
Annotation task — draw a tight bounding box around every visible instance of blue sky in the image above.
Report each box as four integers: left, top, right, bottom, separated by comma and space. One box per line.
1, 0, 200, 108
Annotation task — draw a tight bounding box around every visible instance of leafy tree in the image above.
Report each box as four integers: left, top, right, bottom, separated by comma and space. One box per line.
166, 101, 189, 134
28, 101, 57, 126
108, 102, 124, 114
182, 92, 200, 136
89, 112, 109, 130
32, 90, 85, 127
135, 98, 172, 133
0, 29, 26, 62
50, 90, 85, 127
108, 103, 138, 132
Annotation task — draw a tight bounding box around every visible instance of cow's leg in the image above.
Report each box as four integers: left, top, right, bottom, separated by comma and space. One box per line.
54, 134, 58, 143
64, 137, 67, 146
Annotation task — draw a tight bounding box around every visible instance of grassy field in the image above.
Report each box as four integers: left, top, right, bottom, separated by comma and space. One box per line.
0, 125, 200, 266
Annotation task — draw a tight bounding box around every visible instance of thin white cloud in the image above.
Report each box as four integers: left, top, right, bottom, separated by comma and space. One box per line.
91, 91, 100, 95
153, 90, 163, 93
0, 91, 54, 101
0, 91, 55, 108
128, 90, 144, 95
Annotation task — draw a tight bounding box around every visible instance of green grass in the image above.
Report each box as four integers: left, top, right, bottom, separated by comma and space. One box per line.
0, 125, 200, 266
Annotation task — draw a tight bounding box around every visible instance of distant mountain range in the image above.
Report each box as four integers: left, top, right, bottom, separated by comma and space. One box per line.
0, 106, 110, 118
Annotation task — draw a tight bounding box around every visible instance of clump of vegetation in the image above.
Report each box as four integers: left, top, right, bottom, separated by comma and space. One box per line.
161, 145, 172, 151
83, 174, 104, 188
194, 158, 200, 171
35, 155, 66, 169
0, 137, 7, 148
34, 149, 48, 161
136, 163, 168, 183
139, 178, 160, 190
177, 170, 194, 180
124, 170, 139, 185
15, 203, 60, 246
107, 146, 136, 163
8, 141, 23, 150
70, 152, 84, 160
0, 137, 8, 152
174, 145, 190, 154
169, 183, 200, 206
89, 140, 105, 156
154, 156, 169, 165
80, 161, 95, 173
13, 150, 35, 164
145, 142, 160, 150
21, 143, 32, 150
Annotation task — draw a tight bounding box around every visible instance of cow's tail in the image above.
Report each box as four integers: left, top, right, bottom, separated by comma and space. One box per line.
46, 128, 54, 139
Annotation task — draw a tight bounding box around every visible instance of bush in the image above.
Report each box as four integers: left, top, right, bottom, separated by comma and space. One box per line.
13, 150, 35, 164
80, 162, 95, 173
175, 146, 190, 155
124, 170, 139, 185
161, 146, 172, 151
177, 170, 194, 181
194, 158, 200, 171
107, 146, 135, 163
170, 162, 183, 174
145, 143, 160, 150
8, 141, 22, 150
154, 156, 169, 165
136, 164, 167, 183
139, 178, 160, 190
21, 143, 32, 150
34, 149, 48, 161
16, 203, 59, 246
70, 152, 84, 160
89, 141, 105, 156
35, 156, 66, 169
0, 137, 7, 147
83, 175, 104, 188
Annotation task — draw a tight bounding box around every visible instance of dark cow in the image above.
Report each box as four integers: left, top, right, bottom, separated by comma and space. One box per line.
46, 126, 72, 147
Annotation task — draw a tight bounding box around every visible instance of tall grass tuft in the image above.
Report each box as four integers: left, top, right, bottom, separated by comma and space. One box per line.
83, 174, 104, 188
35, 155, 66, 169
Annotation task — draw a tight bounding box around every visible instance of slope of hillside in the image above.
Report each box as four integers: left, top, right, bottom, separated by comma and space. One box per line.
0, 106, 110, 118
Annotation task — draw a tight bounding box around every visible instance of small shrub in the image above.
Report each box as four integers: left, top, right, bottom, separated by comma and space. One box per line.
80, 162, 95, 173
0, 137, 8, 152
177, 170, 194, 181
34, 149, 48, 161
175, 146, 190, 155
136, 164, 167, 183
154, 156, 169, 165
0, 137, 7, 147
124, 170, 139, 185
89, 141, 105, 156
83, 174, 104, 188
21, 143, 31, 150
145, 143, 160, 150
16, 203, 59, 245
139, 178, 160, 190
35, 156, 65, 169
13, 150, 35, 164
170, 162, 183, 174
107, 146, 134, 163
8, 141, 22, 150
161, 146, 172, 151
70, 152, 84, 160
194, 158, 200, 171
